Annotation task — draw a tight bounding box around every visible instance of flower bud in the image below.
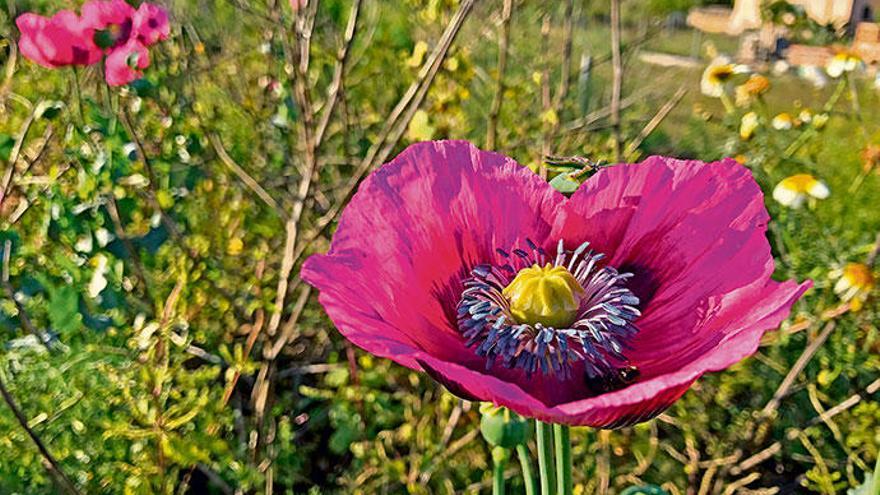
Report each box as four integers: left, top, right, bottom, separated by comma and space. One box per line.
479, 404, 530, 449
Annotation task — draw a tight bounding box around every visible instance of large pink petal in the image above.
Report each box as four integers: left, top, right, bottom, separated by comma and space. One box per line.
406, 275, 808, 426
81, 0, 135, 29
16, 14, 54, 67
302, 141, 565, 373
104, 39, 150, 86
555, 156, 794, 378
16, 11, 101, 67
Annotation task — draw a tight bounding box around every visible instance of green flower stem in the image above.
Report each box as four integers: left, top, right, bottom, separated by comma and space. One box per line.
70, 68, 85, 125
516, 444, 538, 495
719, 92, 735, 115
536, 421, 556, 495
553, 424, 572, 495
823, 79, 847, 112
492, 446, 509, 495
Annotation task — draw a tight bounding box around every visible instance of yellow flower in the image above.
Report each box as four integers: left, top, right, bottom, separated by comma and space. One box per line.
826, 51, 863, 78
772, 112, 794, 130
701, 57, 747, 97
812, 113, 830, 129
740, 111, 759, 140
406, 110, 435, 141
227, 237, 244, 256
735, 74, 770, 106
406, 41, 428, 68
831, 263, 875, 311
772, 174, 829, 208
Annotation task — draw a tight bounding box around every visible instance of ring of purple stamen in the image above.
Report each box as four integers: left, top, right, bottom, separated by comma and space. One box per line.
456, 239, 641, 386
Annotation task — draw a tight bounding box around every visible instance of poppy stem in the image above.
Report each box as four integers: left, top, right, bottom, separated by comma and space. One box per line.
516, 444, 537, 495
70, 67, 84, 125
491, 446, 509, 495
553, 424, 572, 495
536, 421, 556, 495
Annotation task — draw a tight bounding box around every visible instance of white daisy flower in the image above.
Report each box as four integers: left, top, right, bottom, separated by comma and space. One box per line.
772, 174, 829, 208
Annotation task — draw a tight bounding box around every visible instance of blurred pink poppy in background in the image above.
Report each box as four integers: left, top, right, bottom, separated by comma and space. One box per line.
80, 0, 169, 85
16, 10, 101, 67
302, 140, 811, 427
289, 0, 308, 11
16, 0, 169, 86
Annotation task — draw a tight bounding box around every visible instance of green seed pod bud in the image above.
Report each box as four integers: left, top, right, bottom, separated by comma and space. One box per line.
479, 403, 530, 449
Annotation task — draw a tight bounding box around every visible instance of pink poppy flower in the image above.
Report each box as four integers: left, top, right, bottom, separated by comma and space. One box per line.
16, 10, 102, 68
289, 0, 308, 11
80, 0, 169, 86
132, 3, 171, 46
302, 141, 810, 427
103, 38, 150, 87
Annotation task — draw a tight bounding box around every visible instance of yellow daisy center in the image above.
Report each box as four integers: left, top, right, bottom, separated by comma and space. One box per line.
780, 174, 819, 193
843, 263, 875, 291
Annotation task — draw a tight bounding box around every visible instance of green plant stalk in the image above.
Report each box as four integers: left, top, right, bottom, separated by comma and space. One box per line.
822, 79, 847, 112
847, 73, 862, 119
719, 92, 735, 115
70, 67, 84, 125
536, 421, 556, 495
516, 444, 537, 495
553, 424, 572, 495
870, 452, 879, 495
492, 446, 509, 495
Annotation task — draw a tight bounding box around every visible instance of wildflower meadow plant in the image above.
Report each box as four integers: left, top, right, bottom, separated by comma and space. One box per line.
303, 140, 810, 493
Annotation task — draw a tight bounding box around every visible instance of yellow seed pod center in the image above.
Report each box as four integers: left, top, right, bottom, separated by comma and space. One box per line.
502, 263, 584, 328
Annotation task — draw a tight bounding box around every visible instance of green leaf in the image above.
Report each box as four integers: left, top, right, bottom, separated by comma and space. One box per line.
0, 133, 13, 162
549, 172, 581, 194
46, 284, 82, 334
847, 455, 880, 495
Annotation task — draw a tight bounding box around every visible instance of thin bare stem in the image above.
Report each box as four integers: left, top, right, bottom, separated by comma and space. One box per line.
208, 133, 287, 221
609, 0, 623, 162
0, 371, 83, 495
0, 101, 39, 210
118, 109, 185, 243
762, 321, 837, 417
540, 13, 551, 177
554, 0, 575, 107
625, 86, 687, 158
2, 240, 50, 347
289, 0, 477, 284
0, 37, 16, 111
315, 0, 363, 147
106, 194, 152, 299
486, 0, 513, 150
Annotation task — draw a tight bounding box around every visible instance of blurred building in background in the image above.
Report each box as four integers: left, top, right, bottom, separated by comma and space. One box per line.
688, 0, 880, 35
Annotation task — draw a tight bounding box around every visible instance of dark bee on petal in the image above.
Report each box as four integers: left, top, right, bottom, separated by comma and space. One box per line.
585, 365, 640, 395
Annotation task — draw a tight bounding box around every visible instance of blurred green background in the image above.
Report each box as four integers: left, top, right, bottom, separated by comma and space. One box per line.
0, 0, 878, 493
